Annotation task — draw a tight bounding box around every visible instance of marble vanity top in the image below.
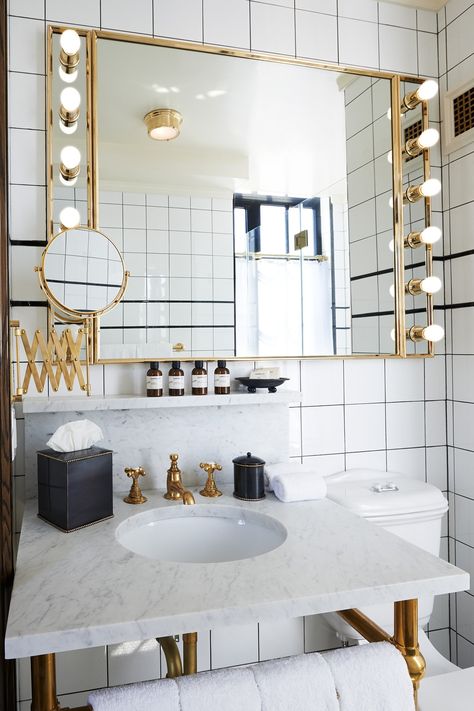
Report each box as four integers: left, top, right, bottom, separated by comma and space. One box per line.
5, 489, 469, 659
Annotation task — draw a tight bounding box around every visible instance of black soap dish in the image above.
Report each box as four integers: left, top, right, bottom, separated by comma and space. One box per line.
236, 377, 289, 393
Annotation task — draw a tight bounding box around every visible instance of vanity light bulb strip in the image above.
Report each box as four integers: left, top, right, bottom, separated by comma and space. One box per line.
59, 29, 80, 83
404, 178, 441, 203
405, 276, 442, 296
59, 87, 81, 134
401, 80, 438, 113
404, 128, 439, 158
407, 324, 444, 343
59, 206, 81, 230
59, 145, 81, 186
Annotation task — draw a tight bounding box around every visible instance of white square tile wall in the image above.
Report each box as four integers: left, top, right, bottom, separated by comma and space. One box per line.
8, 0, 457, 705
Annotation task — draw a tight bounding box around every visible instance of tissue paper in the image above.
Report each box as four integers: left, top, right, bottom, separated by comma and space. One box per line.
46, 420, 104, 452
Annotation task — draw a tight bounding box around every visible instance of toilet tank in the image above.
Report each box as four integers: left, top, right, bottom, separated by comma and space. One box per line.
324, 469, 448, 639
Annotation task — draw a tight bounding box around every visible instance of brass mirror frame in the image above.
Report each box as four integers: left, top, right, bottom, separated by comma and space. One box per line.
47, 25, 437, 363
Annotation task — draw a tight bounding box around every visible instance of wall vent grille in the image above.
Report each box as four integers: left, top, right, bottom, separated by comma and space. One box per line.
453, 86, 474, 137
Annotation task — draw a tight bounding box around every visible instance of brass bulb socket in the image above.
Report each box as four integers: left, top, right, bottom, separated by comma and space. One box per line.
59, 48, 80, 73
406, 325, 426, 342
403, 137, 423, 158
401, 89, 420, 113
404, 231, 423, 249
59, 162, 80, 183
144, 108, 183, 140
59, 104, 80, 128
404, 184, 424, 203
405, 278, 424, 296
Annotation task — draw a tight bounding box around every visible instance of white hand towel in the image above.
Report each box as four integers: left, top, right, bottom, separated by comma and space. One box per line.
88, 678, 179, 711
265, 461, 322, 491
272, 471, 327, 502
324, 641, 415, 711
178, 666, 261, 711
251, 652, 339, 711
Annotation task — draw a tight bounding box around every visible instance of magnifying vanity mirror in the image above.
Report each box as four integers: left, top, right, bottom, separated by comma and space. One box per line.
38, 227, 128, 319
46, 27, 440, 364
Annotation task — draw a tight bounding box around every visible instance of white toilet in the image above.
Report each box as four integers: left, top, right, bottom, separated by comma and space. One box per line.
323, 468, 458, 677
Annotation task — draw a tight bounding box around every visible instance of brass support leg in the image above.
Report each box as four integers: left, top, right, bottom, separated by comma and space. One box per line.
183, 632, 198, 675
393, 599, 426, 707
336, 608, 391, 643
157, 636, 183, 678
31, 654, 60, 711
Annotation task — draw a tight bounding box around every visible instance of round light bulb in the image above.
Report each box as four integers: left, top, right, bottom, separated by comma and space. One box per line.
419, 276, 442, 294
420, 225, 442, 245
389, 196, 394, 208
420, 178, 441, 197
390, 328, 396, 342
60, 29, 81, 56
58, 118, 77, 135
387, 107, 392, 120
417, 128, 439, 149
149, 125, 178, 140
58, 66, 77, 83
387, 150, 393, 164
389, 239, 394, 252
59, 173, 77, 186
389, 284, 395, 298
60, 87, 81, 112
416, 80, 438, 102
60, 145, 81, 170
423, 324, 444, 342
59, 206, 80, 229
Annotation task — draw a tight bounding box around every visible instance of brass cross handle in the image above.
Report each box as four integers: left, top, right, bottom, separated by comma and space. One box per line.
199, 462, 223, 498
124, 466, 147, 504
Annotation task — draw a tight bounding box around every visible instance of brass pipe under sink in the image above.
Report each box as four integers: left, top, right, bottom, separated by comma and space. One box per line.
157, 635, 183, 678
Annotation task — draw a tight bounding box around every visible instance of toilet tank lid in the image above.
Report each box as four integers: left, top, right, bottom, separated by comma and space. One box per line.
325, 469, 448, 518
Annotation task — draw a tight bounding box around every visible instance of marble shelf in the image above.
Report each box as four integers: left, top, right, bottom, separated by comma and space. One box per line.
5, 488, 469, 660
20, 391, 301, 414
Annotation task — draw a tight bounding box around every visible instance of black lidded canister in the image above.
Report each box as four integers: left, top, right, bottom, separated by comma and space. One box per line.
233, 452, 266, 501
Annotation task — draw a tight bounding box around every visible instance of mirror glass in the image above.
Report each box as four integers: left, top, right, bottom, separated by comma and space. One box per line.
42, 228, 126, 316
53, 36, 398, 359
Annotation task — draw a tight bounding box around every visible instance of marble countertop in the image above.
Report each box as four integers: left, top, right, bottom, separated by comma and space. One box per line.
20, 391, 301, 414
5, 489, 469, 659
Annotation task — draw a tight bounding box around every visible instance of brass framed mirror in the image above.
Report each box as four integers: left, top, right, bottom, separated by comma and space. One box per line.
47, 26, 442, 363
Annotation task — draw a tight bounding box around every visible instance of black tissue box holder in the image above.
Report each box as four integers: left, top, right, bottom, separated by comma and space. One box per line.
37, 446, 113, 532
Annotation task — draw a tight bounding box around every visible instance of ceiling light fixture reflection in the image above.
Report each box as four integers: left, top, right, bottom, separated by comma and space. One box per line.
59, 29, 80, 83
404, 128, 439, 157
59, 206, 81, 229
405, 226, 442, 248
59, 87, 81, 134
406, 276, 442, 295
59, 145, 81, 185
144, 108, 183, 141
401, 80, 438, 112
407, 324, 444, 343
404, 178, 441, 203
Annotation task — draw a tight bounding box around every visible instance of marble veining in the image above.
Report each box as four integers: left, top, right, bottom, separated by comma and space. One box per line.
5, 489, 469, 659
23, 400, 293, 497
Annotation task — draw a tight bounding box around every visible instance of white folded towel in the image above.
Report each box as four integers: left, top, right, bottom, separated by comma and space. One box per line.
272, 471, 327, 502
324, 641, 415, 711
88, 678, 179, 711
265, 461, 323, 491
178, 666, 261, 711
251, 652, 339, 711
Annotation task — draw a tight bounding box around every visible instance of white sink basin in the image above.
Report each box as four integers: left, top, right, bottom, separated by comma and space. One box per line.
116, 504, 287, 563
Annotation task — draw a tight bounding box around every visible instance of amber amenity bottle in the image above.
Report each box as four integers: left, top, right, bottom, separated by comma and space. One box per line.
146, 362, 163, 397
192, 361, 208, 395
214, 360, 230, 394
168, 361, 185, 396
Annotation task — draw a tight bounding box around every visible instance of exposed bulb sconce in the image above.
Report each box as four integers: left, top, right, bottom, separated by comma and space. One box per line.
144, 109, 183, 141
406, 276, 442, 295
59, 29, 80, 83
401, 80, 438, 113
407, 324, 444, 342
59, 206, 80, 230
59, 145, 81, 185
59, 87, 81, 134
405, 226, 442, 248
404, 178, 441, 203
404, 128, 439, 157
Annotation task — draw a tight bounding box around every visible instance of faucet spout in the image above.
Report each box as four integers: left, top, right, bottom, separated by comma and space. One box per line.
164, 453, 195, 505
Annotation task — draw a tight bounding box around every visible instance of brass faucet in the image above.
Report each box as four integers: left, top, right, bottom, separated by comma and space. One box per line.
164, 453, 195, 505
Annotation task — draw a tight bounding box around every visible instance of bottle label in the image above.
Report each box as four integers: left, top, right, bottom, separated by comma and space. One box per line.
169, 375, 184, 390
214, 373, 231, 388
146, 375, 163, 390
192, 374, 208, 388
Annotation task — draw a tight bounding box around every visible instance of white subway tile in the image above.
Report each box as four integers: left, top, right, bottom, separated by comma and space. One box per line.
345, 403, 386, 452
338, 0, 376, 22
56, 646, 107, 695
289, 406, 302, 457
385, 359, 425, 402
9, 0, 44, 18
344, 359, 385, 404
296, 10, 338, 63
300, 453, 345, 475
454, 448, 474, 500
10, 128, 45, 186
446, 0, 473, 26
9, 72, 44, 130
379, 25, 417, 75
211, 623, 258, 669
108, 639, 160, 686
426, 446, 448, 491
11, 245, 44, 301
9, 184, 46, 240
250, 2, 295, 55
304, 615, 340, 652
456, 541, 474, 595
9, 16, 44, 74
417, 10, 437, 33
386, 401, 425, 449
457, 633, 474, 667
338, 18, 378, 69
296, 0, 336, 13
456, 592, 474, 643
379, 3, 416, 29
301, 405, 344, 455
46, 0, 100, 25
204, 0, 250, 49
418, 31, 438, 78
259, 618, 304, 661
447, 5, 474, 71
101, 0, 153, 35
301, 360, 343, 406
387, 447, 426, 481
345, 450, 386, 470
154, 0, 203, 42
